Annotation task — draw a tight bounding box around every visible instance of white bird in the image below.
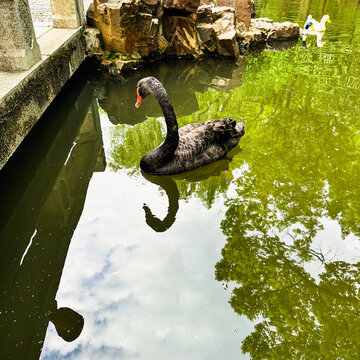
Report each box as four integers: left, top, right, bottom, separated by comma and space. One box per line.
301, 15, 331, 46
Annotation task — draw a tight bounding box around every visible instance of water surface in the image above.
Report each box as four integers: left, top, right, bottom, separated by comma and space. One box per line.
1, 0, 360, 359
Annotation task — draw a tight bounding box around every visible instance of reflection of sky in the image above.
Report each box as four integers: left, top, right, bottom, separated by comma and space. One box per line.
41, 111, 360, 359
40, 115, 254, 359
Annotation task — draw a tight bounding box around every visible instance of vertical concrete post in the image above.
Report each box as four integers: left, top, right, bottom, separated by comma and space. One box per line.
0, 0, 41, 71
50, 0, 85, 28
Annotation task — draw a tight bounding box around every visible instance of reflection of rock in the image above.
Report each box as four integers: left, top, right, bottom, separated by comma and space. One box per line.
93, 57, 247, 125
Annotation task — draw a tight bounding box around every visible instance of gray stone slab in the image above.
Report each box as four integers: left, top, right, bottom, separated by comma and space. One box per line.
0, 27, 85, 169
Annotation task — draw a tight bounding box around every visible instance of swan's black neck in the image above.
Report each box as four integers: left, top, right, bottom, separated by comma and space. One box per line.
140, 81, 179, 174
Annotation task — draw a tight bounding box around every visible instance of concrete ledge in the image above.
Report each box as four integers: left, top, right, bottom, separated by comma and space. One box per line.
0, 26, 85, 170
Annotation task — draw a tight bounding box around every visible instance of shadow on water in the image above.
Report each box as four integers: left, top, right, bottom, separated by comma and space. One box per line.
0, 63, 105, 359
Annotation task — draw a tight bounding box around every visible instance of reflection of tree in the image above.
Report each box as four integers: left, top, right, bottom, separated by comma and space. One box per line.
216, 192, 360, 359
212, 40, 360, 356
211, 1, 360, 356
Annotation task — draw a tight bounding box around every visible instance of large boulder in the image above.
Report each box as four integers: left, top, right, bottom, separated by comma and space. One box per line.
139, 0, 161, 15
216, 29, 239, 56
215, 0, 252, 27
87, 0, 138, 53
238, 27, 264, 47
196, 5, 238, 57
196, 23, 217, 52
163, 14, 203, 57
267, 22, 300, 41
196, 4, 213, 23
250, 17, 273, 34
134, 14, 168, 57
87, 0, 168, 57
84, 27, 103, 58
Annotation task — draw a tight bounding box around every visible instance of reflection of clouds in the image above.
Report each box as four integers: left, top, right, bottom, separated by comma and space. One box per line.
41, 172, 253, 360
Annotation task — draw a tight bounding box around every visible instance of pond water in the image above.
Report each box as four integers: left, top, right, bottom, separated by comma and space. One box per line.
1, 0, 360, 359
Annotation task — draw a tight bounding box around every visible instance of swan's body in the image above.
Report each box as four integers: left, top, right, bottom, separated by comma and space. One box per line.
135, 77, 245, 175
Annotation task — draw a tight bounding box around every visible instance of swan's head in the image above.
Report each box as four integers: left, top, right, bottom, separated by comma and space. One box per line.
321, 15, 331, 24
135, 76, 162, 108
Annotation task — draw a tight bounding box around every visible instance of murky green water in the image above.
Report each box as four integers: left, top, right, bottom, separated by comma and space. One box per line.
1, 0, 360, 359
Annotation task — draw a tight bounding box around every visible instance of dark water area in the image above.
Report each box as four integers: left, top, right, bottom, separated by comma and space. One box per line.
1, 0, 360, 359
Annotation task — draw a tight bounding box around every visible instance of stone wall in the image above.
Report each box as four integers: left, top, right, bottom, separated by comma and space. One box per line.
85, 0, 300, 72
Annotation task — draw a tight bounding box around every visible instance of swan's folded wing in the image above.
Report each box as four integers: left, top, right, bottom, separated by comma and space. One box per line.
175, 118, 237, 160
178, 122, 208, 137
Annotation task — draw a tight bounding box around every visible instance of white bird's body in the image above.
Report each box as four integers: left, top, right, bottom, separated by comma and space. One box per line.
301, 14, 331, 45
310, 15, 331, 32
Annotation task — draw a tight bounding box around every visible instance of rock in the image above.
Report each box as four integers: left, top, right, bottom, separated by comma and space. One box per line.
196, 23, 216, 52
114, 58, 140, 71
211, 6, 234, 21
86, 2, 95, 25
84, 27, 103, 58
238, 26, 265, 47
163, 14, 203, 57
235, 21, 246, 36
134, 14, 167, 57
216, 29, 239, 57
139, 0, 160, 14
87, 0, 168, 57
251, 17, 274, 34
196, 5, 214, 23
163, 0, 201, 14
267, 22, 300, 41
213, 10, 235, 30
215, 0, 252, 27
249, 0, 255, 18
91, 0, 138, 53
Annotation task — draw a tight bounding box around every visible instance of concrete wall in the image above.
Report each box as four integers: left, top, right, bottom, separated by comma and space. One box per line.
0, 29, 86, 170
0, 0, 87, 170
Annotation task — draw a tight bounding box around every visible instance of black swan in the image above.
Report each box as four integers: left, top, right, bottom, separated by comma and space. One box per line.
135, 77, 245, 175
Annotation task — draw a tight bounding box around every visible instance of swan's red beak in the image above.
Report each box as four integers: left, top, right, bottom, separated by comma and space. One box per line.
135, 89, 143, 108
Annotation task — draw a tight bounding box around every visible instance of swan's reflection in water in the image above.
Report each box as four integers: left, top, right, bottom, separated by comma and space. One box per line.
142, 174, 179, 232
142, 149, 240, 232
